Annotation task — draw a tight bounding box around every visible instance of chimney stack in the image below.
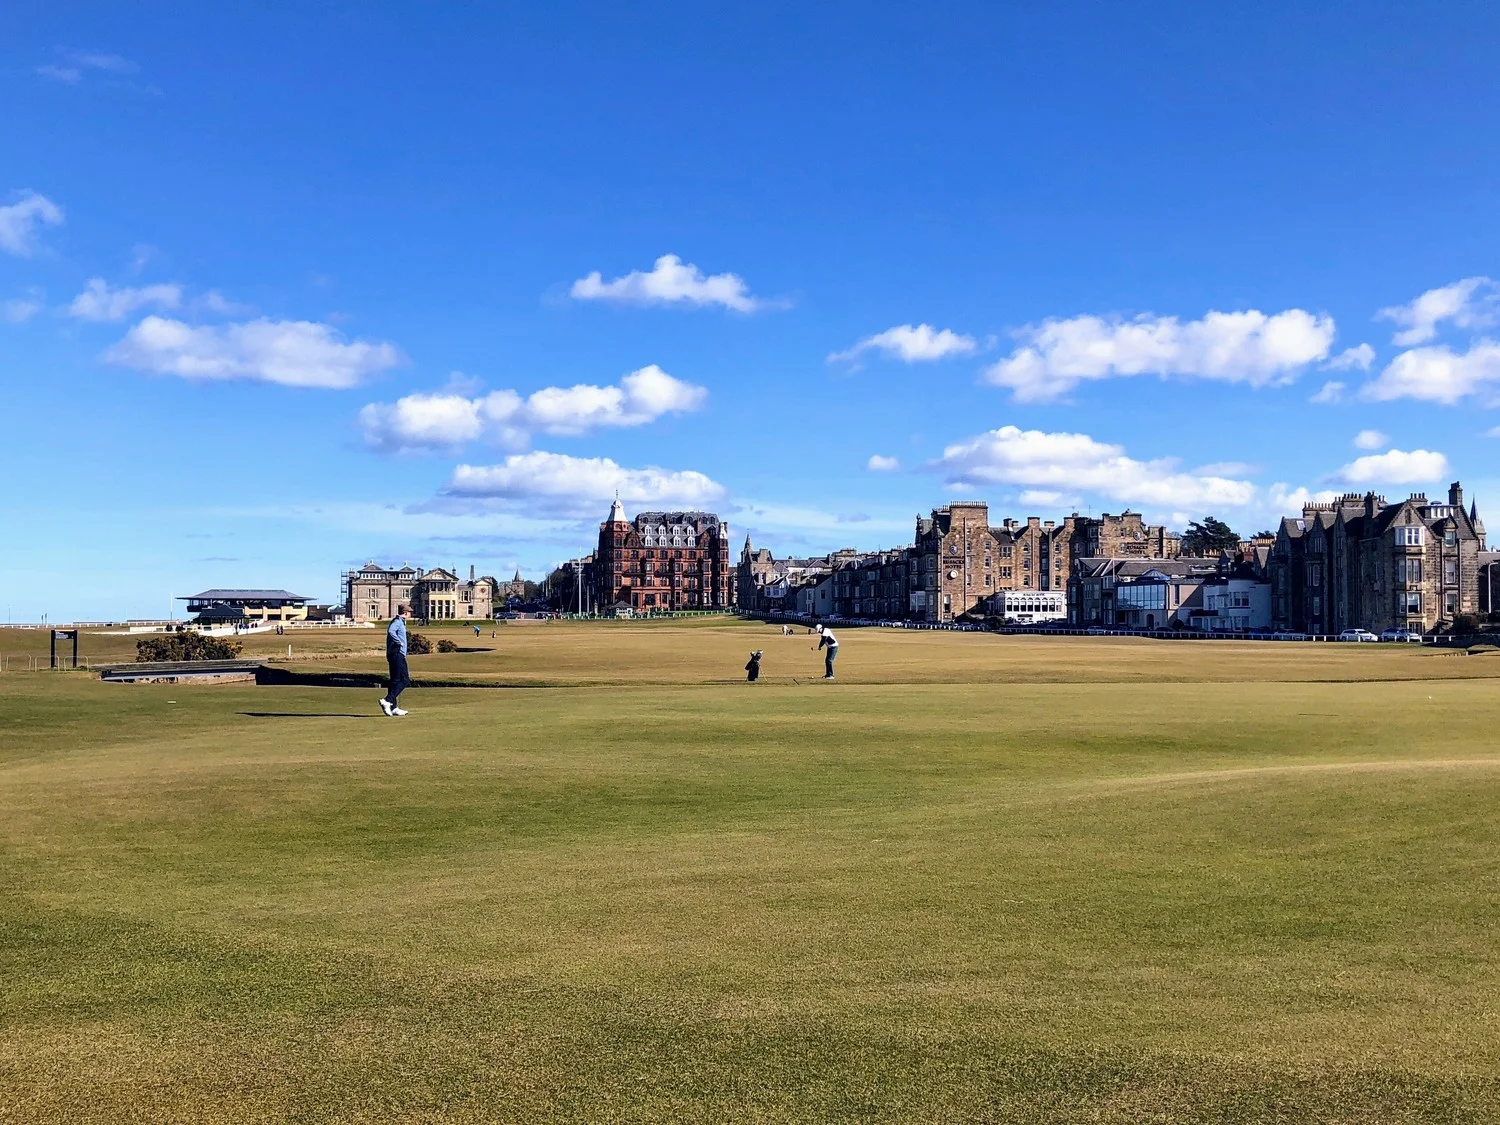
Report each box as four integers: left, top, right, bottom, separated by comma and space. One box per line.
1449, 481, 1464, 508
470, 564, 475, 581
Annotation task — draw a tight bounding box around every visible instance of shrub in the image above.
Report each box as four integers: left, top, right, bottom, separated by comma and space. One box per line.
136, 632, 244, 662
1451, 614, 1480, 636
436, 638, 459, 653
406, 632, 433, 655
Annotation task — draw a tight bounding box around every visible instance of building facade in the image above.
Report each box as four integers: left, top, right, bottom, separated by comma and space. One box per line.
592, 500, 734, 613
181, 589, 312, 624
1269, 483, 1485, 635
1069, 558, 1224, 628
344, 562, 497, 621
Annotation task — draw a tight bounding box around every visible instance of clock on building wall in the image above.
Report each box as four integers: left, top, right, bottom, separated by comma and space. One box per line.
948, 569, 959, 579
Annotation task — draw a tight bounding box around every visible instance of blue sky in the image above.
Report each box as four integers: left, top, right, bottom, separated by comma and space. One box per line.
4, 2, 1500, 620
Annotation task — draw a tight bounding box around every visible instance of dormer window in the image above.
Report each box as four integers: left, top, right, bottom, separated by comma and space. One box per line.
1396, 526, 1423, 547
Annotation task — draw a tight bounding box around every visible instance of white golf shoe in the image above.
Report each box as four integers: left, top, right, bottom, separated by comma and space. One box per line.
379, 698, 393, 716
392, 707, 409, 717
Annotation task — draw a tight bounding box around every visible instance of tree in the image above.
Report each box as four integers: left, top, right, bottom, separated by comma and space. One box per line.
1181, 516, 1241, 557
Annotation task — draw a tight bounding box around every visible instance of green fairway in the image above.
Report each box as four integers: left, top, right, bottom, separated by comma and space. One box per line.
3, 620, 1499, 1122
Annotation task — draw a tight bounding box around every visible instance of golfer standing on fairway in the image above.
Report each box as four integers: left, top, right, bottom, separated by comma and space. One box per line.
818, 626, 839, 680
380, 604, 412, 717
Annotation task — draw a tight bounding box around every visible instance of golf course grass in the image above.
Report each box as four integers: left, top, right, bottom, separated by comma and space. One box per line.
3, 618, 1499, 1122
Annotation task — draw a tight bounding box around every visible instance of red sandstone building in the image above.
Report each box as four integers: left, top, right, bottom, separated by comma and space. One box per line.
592, 499, 734, 613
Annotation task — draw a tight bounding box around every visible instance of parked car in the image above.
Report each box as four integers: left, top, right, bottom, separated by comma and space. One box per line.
1380, 628, 1423, 642
1339, 629, 1379, 642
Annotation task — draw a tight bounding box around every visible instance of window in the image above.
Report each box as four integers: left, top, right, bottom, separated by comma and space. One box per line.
1396, 526, 1423, 547
1308, 562, 1323, 585
1446, 592, 1458, 615
1398, 558, 1422, 584
1404, 591, 1421, 615
1444, 529, 1457, 547
1444, 559, 1457, 585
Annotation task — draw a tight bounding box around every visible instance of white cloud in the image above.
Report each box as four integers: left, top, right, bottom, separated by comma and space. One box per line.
446, 452, 725, 518
1325, 343, 1375, 371
1352, 429, 1387, 451
983, 308, 1336, 401
928, 425, 1256, 511
1266, 483, 1339, 514
1335, 448, 1450, 486
2, 296, 42, 323
36, 51, 138, 84
1018, 489, 1077, 509
866, 454, 901, 472
1359, 340, 1500, 405
829, 323, 977, 365
68, 278, 183, 321
1194, 461, 1257, 477
1309, 380, 1346, 404
1377, 277, 1498, 346
197, 289, 256, 316
359, 364, 707, 453
104, 316, 402, 388
0, 191, 64, 256
569, 253, 771, 312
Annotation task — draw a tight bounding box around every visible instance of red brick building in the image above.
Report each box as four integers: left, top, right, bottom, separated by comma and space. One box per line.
592, 499, 734, 612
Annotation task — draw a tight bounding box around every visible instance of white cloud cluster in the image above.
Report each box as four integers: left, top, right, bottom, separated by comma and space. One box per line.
104, 316, 402, 388
359, 365, 707, 453
1378, 277, 1497, 346
570, 254, 770, 312
866, 454, 901, 472
68, 278, 183, 321
1335, 448, 1450, 486
829, 323, 977, 365
1352, 429, 1387, 451
446, 452, 725, 518
1360, 340, 1500, 405
0, 191, 64, 257
983, 309, 1336, 402
1325, 343, 1375, 371
928, 425, 1256, 511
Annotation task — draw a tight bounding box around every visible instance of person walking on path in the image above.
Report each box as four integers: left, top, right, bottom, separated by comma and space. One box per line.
380, 604, 413, 716
817, 627, 839, 680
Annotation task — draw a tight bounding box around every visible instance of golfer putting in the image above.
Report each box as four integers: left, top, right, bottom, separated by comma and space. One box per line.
380, 604, 413, 717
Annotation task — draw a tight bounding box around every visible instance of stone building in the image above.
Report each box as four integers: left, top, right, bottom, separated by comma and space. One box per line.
1068, 511, 1181, 560
909, 504, 1081, 622
592, 500, 734, 613
344, 562, 497, 621
1269, 482, 1486, 635
344, 563, 421, 621
830, 550, 912, 619
410, 566, 497, 621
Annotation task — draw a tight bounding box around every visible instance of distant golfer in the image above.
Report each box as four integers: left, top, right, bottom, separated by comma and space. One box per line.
818, 627, 839, 680
746, 650, 763, 682
381, 604, 412, 717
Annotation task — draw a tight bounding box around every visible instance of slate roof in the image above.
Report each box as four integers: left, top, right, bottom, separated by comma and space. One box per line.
181, 589, 311, 602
